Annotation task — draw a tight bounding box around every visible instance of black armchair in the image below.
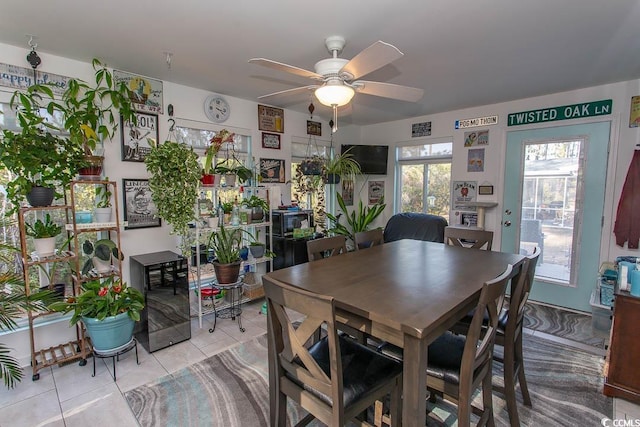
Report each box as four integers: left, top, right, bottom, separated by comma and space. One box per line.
383, 212, 448, 243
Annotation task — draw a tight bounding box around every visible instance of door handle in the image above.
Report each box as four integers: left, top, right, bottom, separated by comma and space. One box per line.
505, 209, 512, 215
504, 220, 512, 227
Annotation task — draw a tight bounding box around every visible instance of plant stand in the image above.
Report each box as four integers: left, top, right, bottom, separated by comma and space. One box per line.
92, 338, 139, 381
210, 279, 245, 333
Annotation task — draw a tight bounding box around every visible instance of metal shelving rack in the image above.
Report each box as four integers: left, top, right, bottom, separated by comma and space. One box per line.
191, 186, 273, 329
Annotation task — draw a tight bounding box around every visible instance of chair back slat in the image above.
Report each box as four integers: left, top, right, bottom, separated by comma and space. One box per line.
462, 264, 513, 379
510, 246, 541, 332
444, 226, 494, 250
307, 236, 348, 261
354, 229, 384, 250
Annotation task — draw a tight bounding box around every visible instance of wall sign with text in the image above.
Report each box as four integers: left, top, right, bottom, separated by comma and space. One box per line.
507, 99, 612, 126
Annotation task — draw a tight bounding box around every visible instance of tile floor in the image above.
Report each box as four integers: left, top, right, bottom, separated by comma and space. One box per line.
0, 300, 267, 427
1, 300, 639, 426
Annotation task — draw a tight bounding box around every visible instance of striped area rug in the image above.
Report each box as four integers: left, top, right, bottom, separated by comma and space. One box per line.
126, 332, 612, 426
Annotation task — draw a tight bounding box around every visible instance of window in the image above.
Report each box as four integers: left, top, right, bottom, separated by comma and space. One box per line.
396, 139, 452, 217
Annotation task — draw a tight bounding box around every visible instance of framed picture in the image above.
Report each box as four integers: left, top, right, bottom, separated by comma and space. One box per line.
368, 181, 384, 205
261, 132, 281, 149
122, 179, 161, 229
307, 120, 321, 136
121, 112, 158, 162
478, 185, 494, 195
467, 148, 485, 172
258, 104, 284, 133
342, 179, 354, 206
630, 95, 640, 128
113, 69, 163, 114
259, 158, 286, 183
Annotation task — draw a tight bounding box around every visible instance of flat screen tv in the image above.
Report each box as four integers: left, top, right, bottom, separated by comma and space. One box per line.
341, 144, 389, 175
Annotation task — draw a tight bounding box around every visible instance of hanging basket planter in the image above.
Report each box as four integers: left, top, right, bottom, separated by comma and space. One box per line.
300, 159, 324, 176
326, 173, 341, 185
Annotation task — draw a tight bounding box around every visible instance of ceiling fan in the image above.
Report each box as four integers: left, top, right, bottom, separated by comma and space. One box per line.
249, 36, 424, 131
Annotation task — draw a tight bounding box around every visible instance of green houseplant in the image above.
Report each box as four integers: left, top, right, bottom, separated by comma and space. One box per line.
214, 160, 253, 186
145, 139, 201, 252
0, 243, 56, 389
325, 148, 361, 185
52, 59, 137, 176
248, 229, 275, 259
49, 277, 144, 352
25, 213, 63, 257
80, 238, 123, 276
207, 224, 243, 283
241, 195, 269, 222
93, 180, 113, 222
327, 193, 386, 244
0, 84, 87, 212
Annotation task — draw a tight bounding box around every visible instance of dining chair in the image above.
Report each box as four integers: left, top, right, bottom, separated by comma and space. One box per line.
354, 229, 384, 250
263, 276, 403, 427
374, 265, 514, 426
426, 264, 514, 426
306, 235, 347, 261
444, 226, 494, 250
493, 246, 541, 427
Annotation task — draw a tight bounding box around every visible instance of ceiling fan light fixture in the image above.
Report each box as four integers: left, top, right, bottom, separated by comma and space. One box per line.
314, 81, 355, 107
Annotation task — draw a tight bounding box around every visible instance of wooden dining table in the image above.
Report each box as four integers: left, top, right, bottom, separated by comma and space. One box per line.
264, 239, 525, 427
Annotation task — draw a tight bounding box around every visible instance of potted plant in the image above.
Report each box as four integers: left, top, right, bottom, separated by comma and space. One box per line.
36, 235, 75, 298
327, 193, 386, 245
24, 213, 63, 257
0, 84, 87, 212
220, 201, 234, 225
49, 277, 144, 352
241, 195, 269, 222
207, 223, 243, 284
248, 229, 275, 259
325, 148, 361, 185
214, 160, 253, 187
203, 129, 235, 183
52, 59, 137, 177
80, 238, 123, 276
145, 139, 201, 254
300, 155, 326, 176
93, 180, 113, 223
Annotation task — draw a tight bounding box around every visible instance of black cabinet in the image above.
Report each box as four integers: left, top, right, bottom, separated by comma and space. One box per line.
271, 235, 312, 270
130, 251, 191, 352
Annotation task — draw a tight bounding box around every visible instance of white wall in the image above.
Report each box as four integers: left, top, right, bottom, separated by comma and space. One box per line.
360, 79, 640, 266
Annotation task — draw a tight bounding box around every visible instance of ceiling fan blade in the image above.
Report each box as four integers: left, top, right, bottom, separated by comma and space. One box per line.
249, 58, 323, 80
340, 41, 404, 80
353, 80, 424, 102
257, 85, 319, 102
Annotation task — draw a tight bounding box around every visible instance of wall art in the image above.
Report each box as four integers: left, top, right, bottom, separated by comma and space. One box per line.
121, 112, 158, 162
122, 179, 161, 229
113, 69, 163, 114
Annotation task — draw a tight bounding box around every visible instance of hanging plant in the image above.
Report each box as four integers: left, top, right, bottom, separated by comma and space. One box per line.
145, 140, 201, 245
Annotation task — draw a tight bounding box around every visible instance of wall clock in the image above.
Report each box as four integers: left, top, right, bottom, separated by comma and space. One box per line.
204, 95, 230, 123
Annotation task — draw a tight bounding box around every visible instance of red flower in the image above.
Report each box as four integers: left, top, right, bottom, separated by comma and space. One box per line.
98, 287, 108, 297
113, 285, 122, 294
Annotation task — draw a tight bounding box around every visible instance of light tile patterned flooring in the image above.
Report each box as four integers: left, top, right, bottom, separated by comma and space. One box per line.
1, 300, 639, 426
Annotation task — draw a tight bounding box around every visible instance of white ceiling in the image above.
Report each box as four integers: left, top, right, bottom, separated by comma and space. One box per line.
1, 0, 639, 126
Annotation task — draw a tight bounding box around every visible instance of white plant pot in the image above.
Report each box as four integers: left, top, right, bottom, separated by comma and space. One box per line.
93, 207, 112, 223
207, 216, 219, 229
33, 237, 56, 257
93, 256, 112, 274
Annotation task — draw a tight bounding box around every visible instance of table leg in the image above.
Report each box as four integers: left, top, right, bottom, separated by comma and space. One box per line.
403, 335, 428, 427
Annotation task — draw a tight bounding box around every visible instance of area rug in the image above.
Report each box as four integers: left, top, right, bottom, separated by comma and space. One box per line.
523, 302, 606, 349
125, 333, 612, 427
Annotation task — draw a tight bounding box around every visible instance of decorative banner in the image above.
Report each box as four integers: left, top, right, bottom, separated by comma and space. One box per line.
507, 99, 612, 126
259, 158, 286, 183
0, 62, 70, 96
467, 149, 485, 172
368, 181, 384, 205
630, 96, 640, 128
113, 70, 164, 114
455, 115, 498, 129
452, 181, 477, 210
411, 121, 432, 137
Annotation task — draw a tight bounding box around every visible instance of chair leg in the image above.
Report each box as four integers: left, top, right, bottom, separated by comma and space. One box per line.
503, 339, 521, 427
482, 367, 495, 427
516, 334, 532, 407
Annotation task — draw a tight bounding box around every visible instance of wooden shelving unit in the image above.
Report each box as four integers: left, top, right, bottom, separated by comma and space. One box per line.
17, 205, 90, 380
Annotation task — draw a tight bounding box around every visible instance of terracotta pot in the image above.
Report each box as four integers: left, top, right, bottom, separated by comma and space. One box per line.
212, 260, 241, 284
78, 155, 104, 180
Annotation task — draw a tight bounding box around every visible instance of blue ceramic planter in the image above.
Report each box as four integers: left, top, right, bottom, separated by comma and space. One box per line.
82, 312, 134, 352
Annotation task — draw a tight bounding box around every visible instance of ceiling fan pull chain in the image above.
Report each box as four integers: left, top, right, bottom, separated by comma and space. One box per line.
332, 106, 338, 133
